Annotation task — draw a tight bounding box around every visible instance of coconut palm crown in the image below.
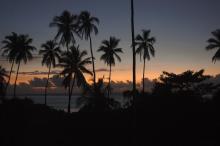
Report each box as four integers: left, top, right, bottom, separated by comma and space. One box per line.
206, 29, 220, 63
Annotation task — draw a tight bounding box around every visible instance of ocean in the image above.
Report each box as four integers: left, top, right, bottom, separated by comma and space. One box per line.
10, 94, 124, 112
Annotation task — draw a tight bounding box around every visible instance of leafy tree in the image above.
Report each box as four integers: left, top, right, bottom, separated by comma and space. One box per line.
152, 70, 217, 98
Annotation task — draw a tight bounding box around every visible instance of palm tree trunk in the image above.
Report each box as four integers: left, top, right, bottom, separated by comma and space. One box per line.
14, 61, 21, 97
142, 58, 146, 94
45, 64, 51, 105
89, 35, 96, 87
131, 0, 136, 97
131, 1, 137, 141
68, 75, 75, 113
66, 43, 69, 52
108, 63, 112, 98
5, 60, 15, 96
68, 78, 71, 113
70, 75, 75, 99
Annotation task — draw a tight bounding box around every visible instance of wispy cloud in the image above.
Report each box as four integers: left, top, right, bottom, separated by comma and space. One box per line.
95, 68, 108, 72
95, 68, 130, 72
18, 70, 61, 75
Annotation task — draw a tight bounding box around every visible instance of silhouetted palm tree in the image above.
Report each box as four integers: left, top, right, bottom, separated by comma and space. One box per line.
1, 32, 19, 95
39, 40, 61, 105
206, 29, 220, 63
78, 11, 99, 86
58, 45, 92, 113
98, 37, 123, 98
135, 30, 156, 93
13, 34, 36, 97
77, 78, 120, 112
131, 0, 136, 100
0, 66, 8, 100
50, 10, 78, 52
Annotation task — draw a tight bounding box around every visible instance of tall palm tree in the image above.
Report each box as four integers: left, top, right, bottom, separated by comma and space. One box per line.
1, 32, 19, 95
39, 40, 61, 105
50, 10, 78, 52
78, 11, 99, 86
131, 0, 136, 100
58, 45, 92, 113
0, 66, 8, 100
135, 30, 156, 93
13, 34, 36, 97
98, 37, 123, 98
206, 29, 220, 63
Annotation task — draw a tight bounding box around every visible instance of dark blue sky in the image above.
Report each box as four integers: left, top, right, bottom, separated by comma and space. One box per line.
0, 0, 220, 82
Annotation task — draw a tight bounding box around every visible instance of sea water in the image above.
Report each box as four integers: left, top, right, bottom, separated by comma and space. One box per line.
11, 94, 124, 112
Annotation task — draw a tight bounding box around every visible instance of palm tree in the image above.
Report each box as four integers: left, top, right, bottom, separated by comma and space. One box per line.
131, 0, 136, 100
78, 11, 99, 86
50, 10, 78, 52
13, 34, 36, 97
0, 66, 8, 100
39, 40, 61, 105
58, 45, 92, 113
98, 37, 123, 98
206, 29, 220, 63
77, 78, 121, 112
135, 30, 156, 93
1, 32, 19, 95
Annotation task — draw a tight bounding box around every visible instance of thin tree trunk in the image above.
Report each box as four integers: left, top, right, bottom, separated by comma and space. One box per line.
68, 75, 75, 113
14, 61, 21, 98
5, 60, 15, 96
131, 0, 136, 98
131, 1, 137, 143
66, 43, 70, 113
142, 58, 146, 94
66, 43, 69, 52
68, 76, 72, 113
89, 35, 96, 87
108, 63, 112, 98
70, 75, 75, 98
45, 64, 51, 105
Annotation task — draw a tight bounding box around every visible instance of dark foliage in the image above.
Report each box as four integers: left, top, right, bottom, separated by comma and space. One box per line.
78, 79, 121, 112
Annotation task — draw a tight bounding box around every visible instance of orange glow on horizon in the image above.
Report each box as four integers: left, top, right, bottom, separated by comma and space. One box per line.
7, 68, 219, 85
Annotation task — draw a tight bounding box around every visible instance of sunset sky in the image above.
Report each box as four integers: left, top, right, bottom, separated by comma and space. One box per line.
0, 0, 220, 84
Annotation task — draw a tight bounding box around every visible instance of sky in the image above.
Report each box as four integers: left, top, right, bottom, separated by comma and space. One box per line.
0, 0, 220, 84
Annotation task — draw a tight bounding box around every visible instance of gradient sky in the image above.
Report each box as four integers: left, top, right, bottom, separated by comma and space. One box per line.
0, 0, 220, 84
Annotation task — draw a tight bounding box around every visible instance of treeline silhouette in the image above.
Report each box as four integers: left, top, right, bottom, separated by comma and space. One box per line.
0, 0, 220, 145
1, 69, 220, 146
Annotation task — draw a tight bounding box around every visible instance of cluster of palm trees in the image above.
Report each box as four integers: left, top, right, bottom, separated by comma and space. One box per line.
0, 0, 219, 112
1, 32, 36, 97
0, 10, 125, 113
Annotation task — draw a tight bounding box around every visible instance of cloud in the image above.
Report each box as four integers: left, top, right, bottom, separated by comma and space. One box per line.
95, 68, 108, 72
6, 75, 155, 95
18, 70, 60, 75
28, 77, 54, 87
50, 75, 64, 87
95, 68, 130, 73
